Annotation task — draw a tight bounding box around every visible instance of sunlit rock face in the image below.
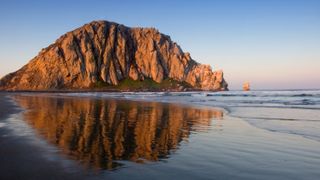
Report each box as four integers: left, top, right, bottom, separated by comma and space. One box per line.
0, 20, 228, 91
13, 95, 223, 170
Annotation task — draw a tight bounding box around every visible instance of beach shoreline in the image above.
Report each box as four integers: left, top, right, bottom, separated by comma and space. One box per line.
1, 91, 320, 180
0, 93, 227, 180
0, 94, 98, 180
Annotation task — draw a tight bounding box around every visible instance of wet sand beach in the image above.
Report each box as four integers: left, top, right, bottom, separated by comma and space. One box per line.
1, 92, 320, 180
0, 94, 94, 180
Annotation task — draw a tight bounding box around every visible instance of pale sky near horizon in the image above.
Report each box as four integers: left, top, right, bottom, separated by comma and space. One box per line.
0, 0, 319, 90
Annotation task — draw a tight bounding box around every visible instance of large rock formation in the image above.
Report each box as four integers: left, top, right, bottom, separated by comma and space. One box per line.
0, 20, 228, 91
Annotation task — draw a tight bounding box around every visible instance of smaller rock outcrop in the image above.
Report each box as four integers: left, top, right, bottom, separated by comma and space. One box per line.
243, 82, 250, 91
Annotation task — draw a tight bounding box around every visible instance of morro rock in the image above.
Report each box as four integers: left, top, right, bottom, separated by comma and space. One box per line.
0, 20, 228, 91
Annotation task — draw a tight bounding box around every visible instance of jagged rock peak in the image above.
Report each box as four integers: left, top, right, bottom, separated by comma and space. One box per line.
0, 20, 228, 91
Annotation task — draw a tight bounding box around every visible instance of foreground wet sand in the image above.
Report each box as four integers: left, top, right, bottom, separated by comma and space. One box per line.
1, 93, 320, 180
0, 94, 94, 180
0, 94, 223, 179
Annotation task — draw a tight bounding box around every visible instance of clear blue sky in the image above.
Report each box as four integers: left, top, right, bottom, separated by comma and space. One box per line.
0, 0, 319, 89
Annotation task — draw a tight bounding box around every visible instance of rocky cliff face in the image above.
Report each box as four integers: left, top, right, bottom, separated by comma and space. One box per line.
0, 20, 228, 91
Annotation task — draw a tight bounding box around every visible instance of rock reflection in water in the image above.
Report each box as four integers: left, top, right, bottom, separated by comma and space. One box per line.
13, 95, 223, 170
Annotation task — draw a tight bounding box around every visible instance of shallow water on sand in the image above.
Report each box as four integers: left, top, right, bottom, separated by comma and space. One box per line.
13, 95, 223, 170
62, 90, 320, 142
3, 93, 320, 180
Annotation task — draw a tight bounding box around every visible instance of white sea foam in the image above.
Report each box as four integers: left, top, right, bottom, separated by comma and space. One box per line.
58, 90, 320, 109
0, 122, 6, 128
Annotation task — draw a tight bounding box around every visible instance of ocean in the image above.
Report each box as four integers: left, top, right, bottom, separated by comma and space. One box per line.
63, 90, 320, 141
1, 90, 320, 179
